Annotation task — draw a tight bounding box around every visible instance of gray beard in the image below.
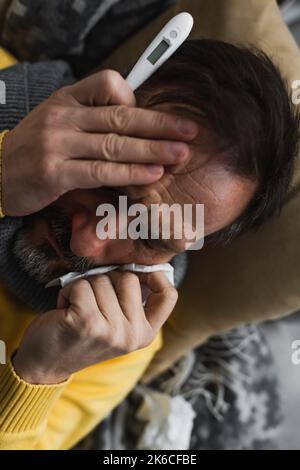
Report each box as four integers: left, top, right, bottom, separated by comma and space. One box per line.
12, 207, 94, 284
0, 215, 186, 313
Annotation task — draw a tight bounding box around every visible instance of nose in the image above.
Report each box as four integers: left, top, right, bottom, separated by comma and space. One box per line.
70, 210, 109, 258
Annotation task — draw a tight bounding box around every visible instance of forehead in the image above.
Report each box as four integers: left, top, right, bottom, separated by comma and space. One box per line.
124, 111, 218, 202
123, 97, 258, 236
124, 133, 257, 236
124, 145, 210, 206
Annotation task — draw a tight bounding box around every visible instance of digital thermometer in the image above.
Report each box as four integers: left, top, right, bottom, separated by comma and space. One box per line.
126, 12, 194, 91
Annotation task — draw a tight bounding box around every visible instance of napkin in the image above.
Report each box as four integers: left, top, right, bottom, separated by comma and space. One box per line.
46, 263, 174, 288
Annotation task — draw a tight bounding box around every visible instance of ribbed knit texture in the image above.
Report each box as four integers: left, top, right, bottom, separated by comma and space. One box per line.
0, 360, 68, 433
0, 61, 74, 130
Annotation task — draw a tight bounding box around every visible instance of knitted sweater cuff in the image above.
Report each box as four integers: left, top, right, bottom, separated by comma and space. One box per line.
0, 359, 71, 433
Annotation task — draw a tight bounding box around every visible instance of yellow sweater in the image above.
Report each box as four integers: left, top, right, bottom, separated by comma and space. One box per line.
0, 48, 163, 450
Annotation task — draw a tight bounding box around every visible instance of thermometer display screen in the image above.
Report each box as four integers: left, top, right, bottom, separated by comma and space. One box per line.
147, 39, 170, 65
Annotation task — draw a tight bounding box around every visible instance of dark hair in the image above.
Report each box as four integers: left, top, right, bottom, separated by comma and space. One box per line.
136, 39, 300, 243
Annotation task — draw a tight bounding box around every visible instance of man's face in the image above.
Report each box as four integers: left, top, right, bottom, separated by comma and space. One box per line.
13, 105, 257, 284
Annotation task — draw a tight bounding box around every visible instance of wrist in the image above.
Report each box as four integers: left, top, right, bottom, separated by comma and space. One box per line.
12, 350, 70, 385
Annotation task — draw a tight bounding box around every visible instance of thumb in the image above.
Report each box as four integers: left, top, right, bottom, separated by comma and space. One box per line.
139, 272, 178, 334
56, 282, 79, 309
57, 288, 70, 309
66, 69, 136, 107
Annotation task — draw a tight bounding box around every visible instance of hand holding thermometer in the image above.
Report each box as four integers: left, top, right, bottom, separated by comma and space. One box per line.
45, 14, 194, 292
126, 12, 194, 91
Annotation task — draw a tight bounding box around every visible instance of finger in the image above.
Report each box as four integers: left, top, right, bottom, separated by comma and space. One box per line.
67, 132, 190, 165
106, 271, 145, 323
138, 272, 178, 334
61, 159, 164, 189
88, 275, 125, 323
57, 289, 69, 309
58, 279, 103, 322
64, 70, 136, 107
73, 105, 199, 141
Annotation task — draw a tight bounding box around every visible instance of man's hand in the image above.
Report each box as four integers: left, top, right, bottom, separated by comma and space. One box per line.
2, 70, 197, 216
13, 271, 178, 384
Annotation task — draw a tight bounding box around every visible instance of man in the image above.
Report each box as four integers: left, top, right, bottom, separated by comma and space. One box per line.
0, 36, 298, 448
0, 0, 299, 382
104, 0, 300, 383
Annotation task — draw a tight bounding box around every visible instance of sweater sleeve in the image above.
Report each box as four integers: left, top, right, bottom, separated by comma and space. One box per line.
0, 359, 70, 449
0, 60, 74, 131
0, 331, 162, 450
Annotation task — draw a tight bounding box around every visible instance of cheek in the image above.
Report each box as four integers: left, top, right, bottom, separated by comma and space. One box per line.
101, 239, 136, 262
137, 251, 174, 265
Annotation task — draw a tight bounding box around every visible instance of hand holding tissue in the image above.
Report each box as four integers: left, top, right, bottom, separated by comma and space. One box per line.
46, 263, 175, 304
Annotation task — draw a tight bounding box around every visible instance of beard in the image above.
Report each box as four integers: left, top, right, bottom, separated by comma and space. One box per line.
12, 206, 94, 284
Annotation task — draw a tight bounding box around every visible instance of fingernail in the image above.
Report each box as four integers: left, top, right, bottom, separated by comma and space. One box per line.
167, 142, 189, 161
147, 165, 164, 175
177, 118, 198, 137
